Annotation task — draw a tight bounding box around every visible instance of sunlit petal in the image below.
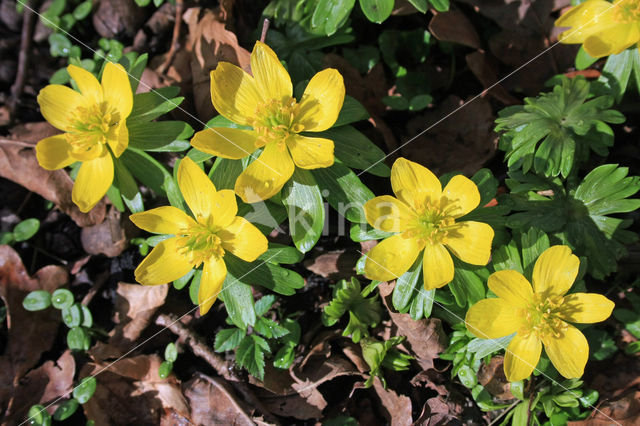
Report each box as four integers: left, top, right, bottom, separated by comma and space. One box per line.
294, 68, 345, 132
466, 298, 522, 339
364, 195, 417, 233
286, 135, 334, 169
35, 135, 75, 170
487, 270, 534, 308
67, 64, 102, 104
101, 62, 133, 119
210, 63, 261, 125
441, 175, 481, 218
177, 157, 218, 221
251, 41, 292, 102
391, 158, 441, 211
559, 293, 615, 324
191, 127, 260, 159
37, 85, 85, 131
234, 142, 294, 203
106, 121, 128, 158
542, 324, 589, 379
364, 234, 422, 282
218, 216, 268, 262
532, 245, 579, 298
135, 237, 193, 285
199, 255, 227, 315
445, 221, 493, 266
130, 206, 196, 235
72, 154, 113, 212
504, 333, 542, 382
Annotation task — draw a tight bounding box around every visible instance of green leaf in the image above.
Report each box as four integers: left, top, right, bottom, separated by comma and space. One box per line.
599, 49, 634, 102
128, 86, 182, 123
23, 291, 51, 311
81, 305, 93, 328
512, 401, 530, 426
214, 328, 246, 352
467, 334, 514, 359
236, 335, 270, 380
51, 289, 74, 310
226, 255, 305, 296
73, 377, 97, 404
62, 303, 83, 328
27, 405, 51, 426
53, 399, 80, 421
519, 228, 550, 277
209, 157, 244, 190
254, 317, 290, 339
67, 327, 91, 351
317, 126, 390, 177
448, 261, 486, 308
124, 53, 148, 92
219, 278, 256, 330
457, 364, 477, 388
407, 0, 428, 13
334, 96, 369, 127
72, 1, 92, 20
158, 361, 173, 378
48, 33, 72, 57
409, 288, 434, 320
311, 0, 356, 36
164, 342, 178, 362
428, 0, 449, 12
258, 243, 304, 264
13, 218, 40, 242
392, 256, 422, 312
254, 294, 277, 317
359, 0, 393, 23
113, 158, 143, 213
312, 160, 374, 223
575, 46, 598, 70
349, 222, 393, 242
128, 121, 193, 152
282, 168, 324, 253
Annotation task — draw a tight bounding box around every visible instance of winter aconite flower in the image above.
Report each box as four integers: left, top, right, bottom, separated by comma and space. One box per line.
130, 157, 268, 315
363, 158, 494, 290
36, 62, 133, 212
191, 41, 345, 203
466, 246, 614, 382
556, 0, 640, 58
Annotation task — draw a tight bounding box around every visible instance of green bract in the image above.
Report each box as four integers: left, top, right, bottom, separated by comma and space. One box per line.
496, 76, 625, 178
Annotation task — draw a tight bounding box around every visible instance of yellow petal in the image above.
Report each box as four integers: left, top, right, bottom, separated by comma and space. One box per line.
177, 157, 218, 221
465, 298, 522, 339
445, 221, 494, 265
234, 142, 294, 203
218, 216, 268, 262
107, 121, 128, 158
487, 270, 533, 308
584, 24, 640, 57
391, 158, 441, 211
72, 154, 113, 212
67, 64, 102, 104
364, 233, 422, 281
422, 242, 454, 290
294, 68, 345, 132
286, 135, 334, 169
556, 0, 614, 44
209, 189, 238, 229
532, 245, 579, 298
542, 324, 589, 379
101, 62, 133, 119
198, 255, 227, 315
135, 237, 193, 285
251, 41, 292, 102
35, 135, 74, 170
37, 84, 85, 131
191, 128, 259, 159
559, 293, 615, 324
130, 206, 196, 235
504, 333, 542, 382
210, 63, 261, 126
364, 195, 416, 233
441, 175, 481, 218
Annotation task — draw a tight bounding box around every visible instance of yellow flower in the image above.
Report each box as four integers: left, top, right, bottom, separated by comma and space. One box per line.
130, 157, 268, 315
556, 0, 640, 58
36, 62, 133, 212
363, 158, 494, 290
466, 246, 615, 382
190, 41, 345, 203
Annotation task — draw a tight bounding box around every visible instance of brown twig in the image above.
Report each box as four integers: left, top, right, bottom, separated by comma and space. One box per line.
260, 18, 270, 43
157, 0, 184, 75
10, 0, 38, 119
155, 313, 281, 425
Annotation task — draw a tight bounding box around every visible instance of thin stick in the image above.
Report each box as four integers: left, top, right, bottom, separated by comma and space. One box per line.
157, 0, 184, 75
155, 313, 281, 425
260, 18, 270, 43
10, 0, 38, 118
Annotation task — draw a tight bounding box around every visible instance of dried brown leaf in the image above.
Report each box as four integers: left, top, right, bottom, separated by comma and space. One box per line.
80, 207, 130, 257
372, 379, 413, 426
465, 51, 520, 105
0, 138, 106, 227
429, 9, 481, 49
304, 249, 359, 279
568, 391, 640, 426
92, 0, 146, 38
477, 356, 514, 400
184, 374, 253, 426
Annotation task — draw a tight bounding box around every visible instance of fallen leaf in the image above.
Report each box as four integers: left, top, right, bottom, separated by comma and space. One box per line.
465, 51, 520, 105
477, 356, 514, 400
0, 246, 68, 420
183, 7, 250, 121
90, 282, 168, 361
80, 206, 130, 257
0, 138, 106, 227
429, 9, 482, 49
568, 391, 640, 426
372, 379, 413, 426
304, 249, 359, 279
184, 374, 254, 426
379, 282, 447, 370
402, 95, 498, 175
81, 355, 190, 425
92, 0, 146, 38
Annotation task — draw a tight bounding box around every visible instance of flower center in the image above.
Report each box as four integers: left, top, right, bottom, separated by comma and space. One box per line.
176, 219, 225, 267
523, 294, 567, 339
66, 102, 121, 160
405, 201, 457, 245
612, 0, 640, 23
249, 97, 304, 148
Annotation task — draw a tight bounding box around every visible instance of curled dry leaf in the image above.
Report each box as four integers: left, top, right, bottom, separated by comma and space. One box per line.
81, 355, 190, 425
183, 7, 250, 121
90, 282, 168, 361
80, 206, 131, 257
477, 356, 514, 400
92, 0, 146, 38
0, 246, 68, 420
402, 95, 498, 176
184, 374, 253, 426
568, 391, 640, 426
379, 282, 447, 371
372, 379, 413, 426
465, 51, 520, 105
428, 9, 482, 49
304, 249, 359, 280
0, 137, 106, 227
